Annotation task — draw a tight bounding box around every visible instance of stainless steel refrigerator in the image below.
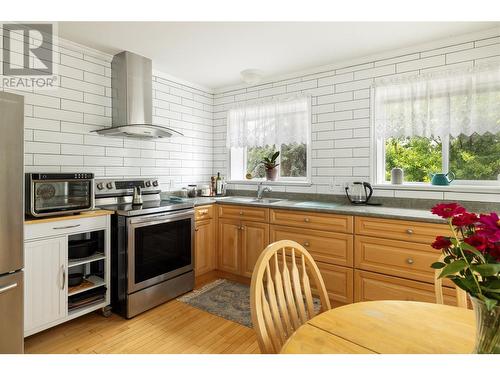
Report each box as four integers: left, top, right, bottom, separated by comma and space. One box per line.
0, 92, 24, 353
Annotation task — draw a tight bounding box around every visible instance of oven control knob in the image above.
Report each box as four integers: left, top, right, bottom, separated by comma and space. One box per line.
96, 182, 104, 190
145, 181, 151, 187
106, 182, 114, 189
152, 180, 159, 187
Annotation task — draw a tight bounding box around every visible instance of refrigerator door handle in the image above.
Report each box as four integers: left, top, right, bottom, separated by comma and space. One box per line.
0, 282, 18, 295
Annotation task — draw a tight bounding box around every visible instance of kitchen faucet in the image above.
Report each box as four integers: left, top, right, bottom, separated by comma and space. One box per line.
256, 182, 272, 200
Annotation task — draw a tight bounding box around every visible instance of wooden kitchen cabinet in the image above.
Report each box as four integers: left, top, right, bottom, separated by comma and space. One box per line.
217, 206, 270, 278
24, 237, 67, 335
354, 270, 458, 306
240, 221, 269, 278
217, 218, 241, 274
270, 225, 353, 267
194, 219, 215, 276
314, 262, 353, 307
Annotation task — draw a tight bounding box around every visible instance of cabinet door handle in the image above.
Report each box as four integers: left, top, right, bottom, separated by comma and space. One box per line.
304, 218, 310, 223
53, 224, 81, 230
61, 266, 66, 290
239, 211, 243, 215
406, 258, 415, 265
240, 226, 245, 230
0, 283, 18, 295
406, 228, 414, 235
303, 241, 310, 247
195, 228, 199, 232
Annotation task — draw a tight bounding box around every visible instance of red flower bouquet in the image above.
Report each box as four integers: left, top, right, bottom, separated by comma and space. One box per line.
431, 203, 500, 310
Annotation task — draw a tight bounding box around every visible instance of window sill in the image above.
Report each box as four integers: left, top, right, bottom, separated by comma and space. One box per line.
373, 183, 500, 194
227, 180, 312, 187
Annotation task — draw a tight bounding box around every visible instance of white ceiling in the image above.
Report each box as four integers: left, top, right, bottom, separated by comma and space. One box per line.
58, 22, 498, 90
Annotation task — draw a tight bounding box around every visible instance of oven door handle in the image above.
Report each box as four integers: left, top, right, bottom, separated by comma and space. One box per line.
128, 209, 195, 225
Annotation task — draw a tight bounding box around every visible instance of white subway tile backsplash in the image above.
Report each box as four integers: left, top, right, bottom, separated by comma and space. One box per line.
61, 144, 105, 156
34, 154, 83, 166
33, 106, 83, 123
11, 30, 500, 202
396, 55, 445, 73
25, 142, 61, 154
61, 99, 105, 116
34, 130, 83, 144
446, 43, 500, 64
24, 117, 60, 131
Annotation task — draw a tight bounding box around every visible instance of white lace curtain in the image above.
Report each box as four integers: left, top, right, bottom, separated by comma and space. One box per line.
374, 64, 500, 140
226, 96, 311, 148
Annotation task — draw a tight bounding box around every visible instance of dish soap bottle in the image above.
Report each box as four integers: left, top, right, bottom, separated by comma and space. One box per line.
215, 172, 223, 196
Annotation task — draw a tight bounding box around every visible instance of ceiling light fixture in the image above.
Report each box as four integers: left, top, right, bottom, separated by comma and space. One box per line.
240, 69, 264, 85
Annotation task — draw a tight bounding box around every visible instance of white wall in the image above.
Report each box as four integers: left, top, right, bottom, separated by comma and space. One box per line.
3, 26, 499, 202
212, 29, 500, 202
0, 29, 214, 192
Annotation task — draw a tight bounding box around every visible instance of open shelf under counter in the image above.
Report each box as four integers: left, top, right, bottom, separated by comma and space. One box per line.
67, 275, 106, 297
68, 299, 107, 318
68, 252, 106, 268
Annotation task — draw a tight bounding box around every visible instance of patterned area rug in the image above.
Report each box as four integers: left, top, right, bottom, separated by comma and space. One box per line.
178, 279, 321, 328
178, 279, 253, 327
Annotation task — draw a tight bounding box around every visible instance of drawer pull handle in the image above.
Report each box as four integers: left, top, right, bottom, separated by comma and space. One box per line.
199, 210, 208, 215
239, 211, 243, 215
240, 226, 245, 230
406, 228, 414, 235
195, 228, 199, 232
304, 218, 310, 223
0, 283, 18, 295
53, 224, 81, 230
406, 258, 415, 265
303, 241, 310, 247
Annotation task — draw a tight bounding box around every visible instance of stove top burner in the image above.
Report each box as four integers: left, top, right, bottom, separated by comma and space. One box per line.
94, 177, 193, 216
98, 199, 194, 216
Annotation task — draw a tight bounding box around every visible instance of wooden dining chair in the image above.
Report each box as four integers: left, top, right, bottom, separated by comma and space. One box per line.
434, 254, 468, 308
250, 240, 332, 354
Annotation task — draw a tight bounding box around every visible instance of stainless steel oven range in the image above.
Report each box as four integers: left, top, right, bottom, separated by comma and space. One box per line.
95, 177, 194, 318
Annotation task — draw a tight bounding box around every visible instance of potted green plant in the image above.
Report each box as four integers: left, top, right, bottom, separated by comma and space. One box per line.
430, 203, 500, 353
261, 151, 280, 181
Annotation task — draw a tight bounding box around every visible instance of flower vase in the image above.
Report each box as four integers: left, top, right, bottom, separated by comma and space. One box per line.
265, 167, 278, 181
471, 296, 500, 354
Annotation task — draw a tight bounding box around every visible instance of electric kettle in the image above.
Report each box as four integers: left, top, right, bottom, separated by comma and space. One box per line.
345, 181, 378, 205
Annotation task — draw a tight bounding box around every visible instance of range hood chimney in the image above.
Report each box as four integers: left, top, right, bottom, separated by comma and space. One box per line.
93, 51, 182, 139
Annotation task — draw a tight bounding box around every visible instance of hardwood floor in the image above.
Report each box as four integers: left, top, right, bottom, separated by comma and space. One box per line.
24, 299, 260, 354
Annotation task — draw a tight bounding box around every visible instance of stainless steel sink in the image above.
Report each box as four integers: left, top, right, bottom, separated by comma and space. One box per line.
250, 198, 284, 204
221, 197, 284, 204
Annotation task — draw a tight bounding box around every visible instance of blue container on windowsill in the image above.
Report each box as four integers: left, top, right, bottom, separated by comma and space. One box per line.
430, 172, 455, 186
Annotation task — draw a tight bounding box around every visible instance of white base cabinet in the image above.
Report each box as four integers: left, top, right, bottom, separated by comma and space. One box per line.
24, 237, 67, 334
24, 214, 111, 337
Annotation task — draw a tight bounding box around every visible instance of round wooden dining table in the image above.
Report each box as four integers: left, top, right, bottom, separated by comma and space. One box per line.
280, 300, 476, 354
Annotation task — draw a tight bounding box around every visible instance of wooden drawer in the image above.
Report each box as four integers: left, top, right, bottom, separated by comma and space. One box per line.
270, 225, 353, 267
355, 235, 452, 285
354, 270, 459, 306
25, 215, 108, 241
218, 204, 269, 222
270, 209, 353, 233
195, 205, 214, 221
355, 216, 449, 244
314, 263, 353, 307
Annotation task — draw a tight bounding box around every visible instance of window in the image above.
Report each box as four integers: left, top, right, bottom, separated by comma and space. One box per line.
227, 96, 311, 182
374, 65, 500, 185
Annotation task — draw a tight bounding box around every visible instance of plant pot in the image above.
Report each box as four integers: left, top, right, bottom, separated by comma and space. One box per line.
265, 167, 278, 181
470, 296, 500, 354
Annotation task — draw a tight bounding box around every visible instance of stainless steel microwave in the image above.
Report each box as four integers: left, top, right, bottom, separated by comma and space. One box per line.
25, 173, 95, 217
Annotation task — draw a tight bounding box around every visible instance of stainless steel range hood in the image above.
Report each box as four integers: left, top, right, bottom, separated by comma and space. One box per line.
93, 51, 182, 139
